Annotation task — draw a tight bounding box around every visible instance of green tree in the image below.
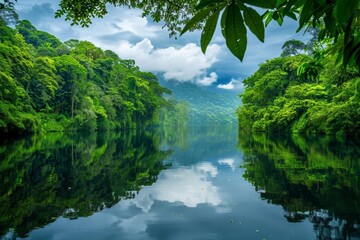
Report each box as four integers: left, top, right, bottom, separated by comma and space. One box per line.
29, 57, 59, 111
281, 40, 306, 57
52, 55, 87, 119
16, 20, 62, 48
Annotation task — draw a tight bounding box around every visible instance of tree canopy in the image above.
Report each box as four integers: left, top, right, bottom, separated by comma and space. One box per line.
44, 0, 360, 70
237, 50, 360, 136
0, 18, 173, 135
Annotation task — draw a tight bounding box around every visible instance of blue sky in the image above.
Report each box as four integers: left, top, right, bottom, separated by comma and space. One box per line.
15, 1, 310, 90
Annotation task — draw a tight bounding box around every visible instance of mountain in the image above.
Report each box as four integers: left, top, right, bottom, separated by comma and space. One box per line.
159, 79, 240, 125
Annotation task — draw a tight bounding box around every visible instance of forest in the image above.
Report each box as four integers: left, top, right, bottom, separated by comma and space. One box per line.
237, 33, 360, 136
0, 18, 176, 135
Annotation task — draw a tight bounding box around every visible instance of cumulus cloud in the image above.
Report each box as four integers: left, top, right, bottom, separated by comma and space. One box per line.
115, 38, 221, 84
113, 15, 159, 38
217, 78, 244, 90
197, 72, 218, 86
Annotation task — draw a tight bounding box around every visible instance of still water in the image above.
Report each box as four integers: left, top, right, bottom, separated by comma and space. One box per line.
1, 126, 360, 240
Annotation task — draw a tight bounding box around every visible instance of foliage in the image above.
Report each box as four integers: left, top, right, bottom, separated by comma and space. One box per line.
237, 51, 360, 135
54, 0, 360, 69
0, 20, 171, 135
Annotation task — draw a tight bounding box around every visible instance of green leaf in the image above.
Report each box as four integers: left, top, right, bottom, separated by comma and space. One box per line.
298, 0, 313, 30
336, 0, 356, 25
201, 9, 221, 53
196, 0, 224, 10
285, 11, 297, 20
180, 5, 221, 36
323, 9, 335, 34
276, 13, 283, 25
283, 0, 297, 14
264, 11, 274, 27
221, 6, 228, 38
241, 0, 276, 9
224, 3, 247, 61
243, 5, 264, 42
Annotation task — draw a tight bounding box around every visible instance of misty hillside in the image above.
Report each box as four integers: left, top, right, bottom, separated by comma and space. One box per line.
160, 80, 240, 125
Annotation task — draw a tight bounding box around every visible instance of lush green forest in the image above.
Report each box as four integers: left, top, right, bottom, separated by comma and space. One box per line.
0, 19, 173, 135
237, 36, 360, 136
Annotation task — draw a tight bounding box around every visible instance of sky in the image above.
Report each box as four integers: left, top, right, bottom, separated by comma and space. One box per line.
15, 1, 310, 91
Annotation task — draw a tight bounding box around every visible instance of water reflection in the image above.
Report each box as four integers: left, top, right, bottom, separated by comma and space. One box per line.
2, 126, 360, 240
238, 131, 360, 239
125, 162, 221, 213
0, 130, 171, 238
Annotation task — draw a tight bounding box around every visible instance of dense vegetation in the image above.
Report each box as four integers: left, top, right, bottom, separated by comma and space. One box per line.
237, 36, 360, 136
0, 130, 171, 237
0, 19, 172, 135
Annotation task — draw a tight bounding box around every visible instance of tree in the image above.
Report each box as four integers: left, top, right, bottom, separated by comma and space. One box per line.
53, 55, 87, 119
281, 40, 306, 57
54, 0, 360, 70
29, 57, 59, 111
16, 20, 62, 48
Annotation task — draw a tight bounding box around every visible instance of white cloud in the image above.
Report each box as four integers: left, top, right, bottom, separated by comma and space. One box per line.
123, 163, 221, 213
114, 15, 159, 38
217, 78, 244, 90
218, 158, 235, 170
115, 38, 221, 83
197, 72, 218, 86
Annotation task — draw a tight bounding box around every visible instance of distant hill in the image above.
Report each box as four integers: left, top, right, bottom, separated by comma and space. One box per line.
159, 80, 240, 125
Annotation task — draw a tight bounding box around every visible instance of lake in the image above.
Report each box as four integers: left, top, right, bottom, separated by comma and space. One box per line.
1, 126, 360, 240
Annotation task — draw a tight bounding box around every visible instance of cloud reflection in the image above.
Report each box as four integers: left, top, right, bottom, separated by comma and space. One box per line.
218, 158, 236, 170
124, 162, 221, 213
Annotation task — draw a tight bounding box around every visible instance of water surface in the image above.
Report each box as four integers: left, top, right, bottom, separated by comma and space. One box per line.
1, 126, 359, 239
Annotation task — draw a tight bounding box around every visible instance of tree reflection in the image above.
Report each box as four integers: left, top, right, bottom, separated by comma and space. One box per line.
238, 132, 360, 240
0, 130, 171, 238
